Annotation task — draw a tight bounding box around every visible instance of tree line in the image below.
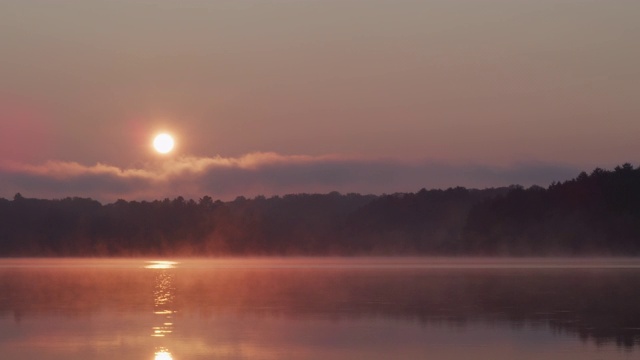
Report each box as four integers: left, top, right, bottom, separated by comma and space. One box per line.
0, 164, 638, 256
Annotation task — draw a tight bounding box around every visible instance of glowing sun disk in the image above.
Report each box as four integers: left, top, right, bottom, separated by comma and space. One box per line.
153, 134, 174, 154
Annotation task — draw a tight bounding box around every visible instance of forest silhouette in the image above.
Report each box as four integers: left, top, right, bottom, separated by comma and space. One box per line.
1, 163, 638, 256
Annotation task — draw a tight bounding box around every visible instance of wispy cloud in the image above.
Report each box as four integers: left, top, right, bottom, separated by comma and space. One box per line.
0, 153, 580, 202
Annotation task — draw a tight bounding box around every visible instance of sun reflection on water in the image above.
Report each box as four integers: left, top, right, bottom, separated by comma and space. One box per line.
154, 349, 173, 360
148, 261, 179, 359
145, 261, 178, 270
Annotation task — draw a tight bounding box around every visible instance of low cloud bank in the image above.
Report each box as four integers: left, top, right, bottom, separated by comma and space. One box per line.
0, 152, 579, 202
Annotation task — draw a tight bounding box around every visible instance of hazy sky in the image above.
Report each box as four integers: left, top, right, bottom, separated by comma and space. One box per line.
1, 0, 639, 201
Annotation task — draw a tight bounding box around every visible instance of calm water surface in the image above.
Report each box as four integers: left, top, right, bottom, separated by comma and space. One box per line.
1, 258, 639, 360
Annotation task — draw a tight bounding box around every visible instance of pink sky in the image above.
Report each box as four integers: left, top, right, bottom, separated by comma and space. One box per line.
0, 0, 638, 201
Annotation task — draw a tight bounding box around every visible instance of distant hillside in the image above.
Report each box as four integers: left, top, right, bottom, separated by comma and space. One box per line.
0, 164, 639, 256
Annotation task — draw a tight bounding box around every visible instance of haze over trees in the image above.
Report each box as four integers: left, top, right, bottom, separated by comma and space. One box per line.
0, 164, 638, 256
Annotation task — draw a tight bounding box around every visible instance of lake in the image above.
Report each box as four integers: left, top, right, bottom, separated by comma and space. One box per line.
1, 258, 639, 359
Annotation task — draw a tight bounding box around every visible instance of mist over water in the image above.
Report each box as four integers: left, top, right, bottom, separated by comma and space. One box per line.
0, 258, 639, 359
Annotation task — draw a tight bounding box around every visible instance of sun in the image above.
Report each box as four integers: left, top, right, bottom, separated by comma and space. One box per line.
153, 133, 175, 154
